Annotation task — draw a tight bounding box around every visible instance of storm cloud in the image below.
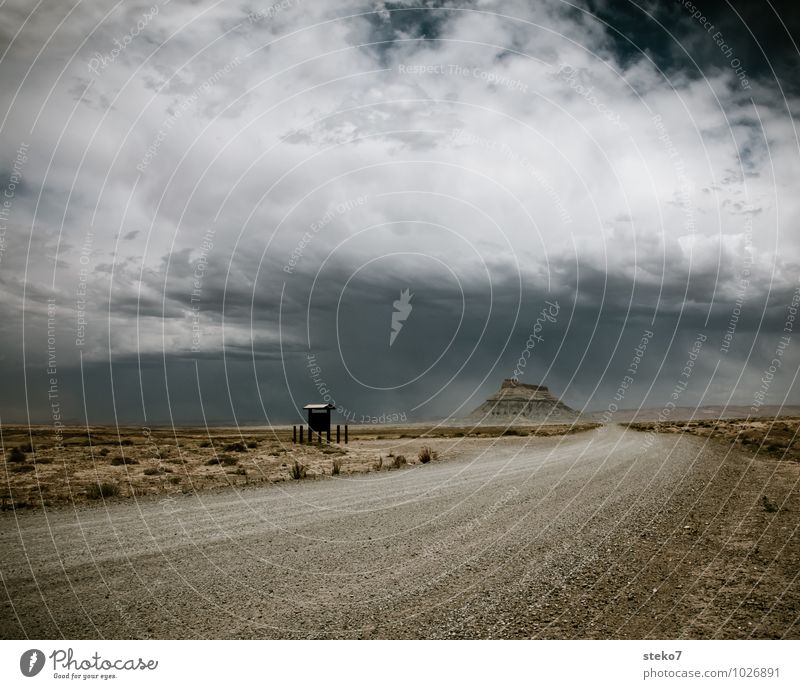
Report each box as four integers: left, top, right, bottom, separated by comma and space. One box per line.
0, 0, 798, 425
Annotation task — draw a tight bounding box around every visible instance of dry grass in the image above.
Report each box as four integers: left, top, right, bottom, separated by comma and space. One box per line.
418, 446, 438, 464
628, 417, 799, 462
0, 422, 601, 509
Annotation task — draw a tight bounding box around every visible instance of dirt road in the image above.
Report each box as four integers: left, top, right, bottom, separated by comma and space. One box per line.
1, 425, 797, 639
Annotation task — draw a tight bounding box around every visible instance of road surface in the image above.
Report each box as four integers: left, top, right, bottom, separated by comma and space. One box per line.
2, 425, 797, 638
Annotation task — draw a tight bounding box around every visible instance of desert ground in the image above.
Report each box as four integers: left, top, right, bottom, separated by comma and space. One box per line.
1, 417, 798, 639
0, 422, 598, 509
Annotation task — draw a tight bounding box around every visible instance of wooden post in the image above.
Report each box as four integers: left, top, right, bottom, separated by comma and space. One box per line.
336, 424, 340, 444
345, 424, 348, 444
307, 426, 312, 444
318, 430, 322, 444
299, 426, 303, 444
326, 429, 331, 444
293, 425, 297, 444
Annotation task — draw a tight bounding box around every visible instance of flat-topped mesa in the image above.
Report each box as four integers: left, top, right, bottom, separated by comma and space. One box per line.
469, 378, 578, 423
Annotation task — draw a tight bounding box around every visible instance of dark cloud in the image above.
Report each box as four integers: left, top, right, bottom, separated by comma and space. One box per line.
0, 0, 797, 424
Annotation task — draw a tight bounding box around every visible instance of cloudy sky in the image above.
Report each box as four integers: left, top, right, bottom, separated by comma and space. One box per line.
0, 0, 798, 425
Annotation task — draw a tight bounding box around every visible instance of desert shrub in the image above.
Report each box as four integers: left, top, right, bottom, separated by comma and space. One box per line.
290, 461, 306, 480
111, 456, 138, 466
376, 456, 383, 471
119, 438, 134, 446
321, 445, 345, 455
501, 428, 526, 437
86, 482, 119, 499
246, 440, 258, 448
99, 448, 110, 456
7, 447, 26, 463
199, 440, 212, 448
17, 441, 33, 453
143, 467, 161, 475
418, 446, 438, 464
331, 459, 341, 475
762, 496, 779, 513
12, 464, 34, 473
230, 467, 246, 475
392, 455, 407, 469
206, 454, 238, 466
169, 476, 181, 484
224, 441, 248, 453
36, 457, 53, 465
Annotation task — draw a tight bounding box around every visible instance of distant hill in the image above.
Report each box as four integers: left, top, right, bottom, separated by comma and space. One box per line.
468, 379, 578, 423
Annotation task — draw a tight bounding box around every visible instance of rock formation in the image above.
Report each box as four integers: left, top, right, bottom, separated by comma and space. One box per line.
469, 379, 577, 422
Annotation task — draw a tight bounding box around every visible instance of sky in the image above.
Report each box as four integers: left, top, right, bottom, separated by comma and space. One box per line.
0, 0, 798, 426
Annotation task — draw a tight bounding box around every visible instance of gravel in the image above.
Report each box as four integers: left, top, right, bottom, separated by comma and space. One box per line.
1, 424, 797, 639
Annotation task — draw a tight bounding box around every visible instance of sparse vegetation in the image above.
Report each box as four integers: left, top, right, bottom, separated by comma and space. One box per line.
629, 418, 799, 463
762, 495, 779, 513
246, 440, 258, 448
1, 421, 602, 508
206, 454, 238, 466
7, 446, 26, 463
418, 446, 438, 464
86, 482, 119, 500
110, 456, 138, 466
224, 441, 248, 453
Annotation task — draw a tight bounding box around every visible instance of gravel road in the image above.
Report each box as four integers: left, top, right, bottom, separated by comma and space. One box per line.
2, 424, 798, 639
